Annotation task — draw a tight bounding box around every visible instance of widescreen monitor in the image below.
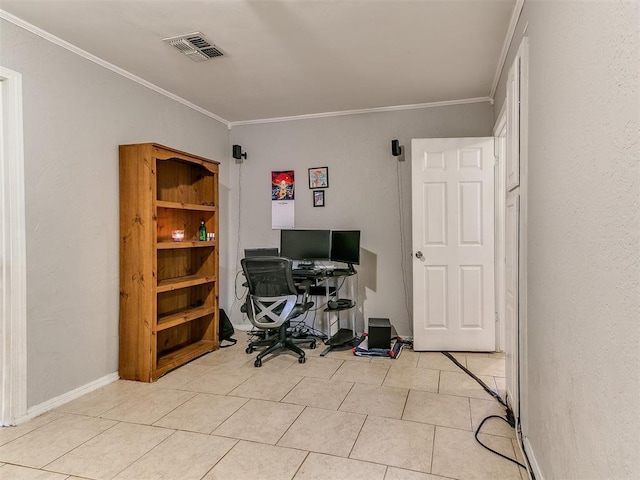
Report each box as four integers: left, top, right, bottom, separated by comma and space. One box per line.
330, 230, 361, 266
280, 229, 331, 261
244, 247, 279, 258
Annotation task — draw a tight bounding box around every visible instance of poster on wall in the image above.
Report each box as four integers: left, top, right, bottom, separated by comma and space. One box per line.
271, 170, 295, 229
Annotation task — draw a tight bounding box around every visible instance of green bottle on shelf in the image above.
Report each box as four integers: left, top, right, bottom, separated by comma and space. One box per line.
198, 220, 207, 241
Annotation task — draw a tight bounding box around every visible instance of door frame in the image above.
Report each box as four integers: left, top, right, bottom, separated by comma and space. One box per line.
493, 105, 507, 352
494, 35, 530, 459
515, 37, 529, 439
0, 65, 28, 426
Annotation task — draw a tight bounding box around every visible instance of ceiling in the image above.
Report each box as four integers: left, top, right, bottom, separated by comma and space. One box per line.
0, 0, 517, 124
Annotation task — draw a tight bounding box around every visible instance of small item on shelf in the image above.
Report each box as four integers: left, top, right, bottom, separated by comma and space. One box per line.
171, 229, 185, 242
198, 220, 207, 241
207, 232, 215, 241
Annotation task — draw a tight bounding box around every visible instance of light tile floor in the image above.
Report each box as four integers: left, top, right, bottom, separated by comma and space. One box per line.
0, 334, 528, 480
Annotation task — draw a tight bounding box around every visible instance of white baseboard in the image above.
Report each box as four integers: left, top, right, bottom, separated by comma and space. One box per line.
15, 372, 119, 425
523, 436, 544, 480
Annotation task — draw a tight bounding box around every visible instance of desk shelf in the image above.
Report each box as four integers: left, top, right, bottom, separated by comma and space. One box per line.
328, 328, 356, 346
324, 300, 355, 312
319, 270, 358, 355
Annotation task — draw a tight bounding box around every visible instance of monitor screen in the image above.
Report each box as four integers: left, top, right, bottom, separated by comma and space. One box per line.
244, 247, 279, 258
280, 229, 331, 261
330, 230, 361, 265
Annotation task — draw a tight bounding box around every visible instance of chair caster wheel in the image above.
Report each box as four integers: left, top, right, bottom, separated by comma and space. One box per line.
254, 358, 262, 367
309, 341, 316, 349
246, 346, 254, 354
298, 356, 306, 364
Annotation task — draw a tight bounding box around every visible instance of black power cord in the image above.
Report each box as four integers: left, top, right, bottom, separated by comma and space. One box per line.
441, 352, 527, 471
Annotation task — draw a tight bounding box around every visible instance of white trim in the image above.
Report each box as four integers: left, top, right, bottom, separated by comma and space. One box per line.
229, 97, 492, 127
523, 436, 544, 480
493, 104, 507, 352
516, 36, 529, 437
489, 0, 525, 100
16, 372, 119, 425
0, 9, 230, 128
0, 65, 27, 427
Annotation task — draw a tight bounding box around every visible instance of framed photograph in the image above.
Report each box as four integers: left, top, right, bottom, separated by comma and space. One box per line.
308, 167, 329, 189
313, 190, 325, 207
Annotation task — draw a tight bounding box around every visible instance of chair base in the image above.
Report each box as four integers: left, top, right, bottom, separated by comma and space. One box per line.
247, 331, 316, 367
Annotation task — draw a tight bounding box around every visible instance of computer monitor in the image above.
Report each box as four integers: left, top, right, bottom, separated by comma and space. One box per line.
244, 247, 279, 258
280, 229, 331, 264
330, 230, 361, 270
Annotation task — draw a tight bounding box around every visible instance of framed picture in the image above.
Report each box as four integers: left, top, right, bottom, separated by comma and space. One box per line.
308, 167, 329, 189
313, 190, 325, 207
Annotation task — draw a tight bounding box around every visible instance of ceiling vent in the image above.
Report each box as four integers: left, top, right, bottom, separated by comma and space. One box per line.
163, 32, 224, 62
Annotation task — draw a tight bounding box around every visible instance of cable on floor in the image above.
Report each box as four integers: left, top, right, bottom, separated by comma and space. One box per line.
441, 351, 527, 471
474, 415, 526, 469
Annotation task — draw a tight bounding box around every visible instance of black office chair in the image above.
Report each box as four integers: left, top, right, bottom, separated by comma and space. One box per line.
241, 257, 316, 367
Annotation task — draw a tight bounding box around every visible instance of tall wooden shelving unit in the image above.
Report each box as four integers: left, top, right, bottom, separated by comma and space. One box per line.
119, 143, 220, 382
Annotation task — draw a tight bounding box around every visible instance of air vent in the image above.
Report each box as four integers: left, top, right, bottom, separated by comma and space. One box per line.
163, 32, 224, 62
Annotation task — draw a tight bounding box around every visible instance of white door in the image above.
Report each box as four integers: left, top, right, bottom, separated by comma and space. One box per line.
505, 193, 520, 415
412, 138, 495, 351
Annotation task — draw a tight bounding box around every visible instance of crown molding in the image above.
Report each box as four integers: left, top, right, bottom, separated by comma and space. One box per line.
229, 97, 492, 127
0, 9, 230, 127
2, 8, 499, 130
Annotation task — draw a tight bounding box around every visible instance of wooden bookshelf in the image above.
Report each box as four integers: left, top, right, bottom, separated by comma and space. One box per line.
119, 143, 220, 382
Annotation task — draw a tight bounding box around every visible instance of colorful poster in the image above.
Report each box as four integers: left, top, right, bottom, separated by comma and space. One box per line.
271, 170, 295, 229
272, 170, 295, 200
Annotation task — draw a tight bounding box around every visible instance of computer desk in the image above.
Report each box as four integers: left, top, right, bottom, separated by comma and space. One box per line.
291, 268, 357, 356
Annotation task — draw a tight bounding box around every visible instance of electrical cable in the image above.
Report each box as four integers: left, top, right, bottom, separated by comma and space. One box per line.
233, 269, 247, 301
441, 352, 507, 408
441, 351, 527, 471
229, 160, 253, 329
235, 158, 243, 271
474, 415, 526, 469
395, 157, 413, 332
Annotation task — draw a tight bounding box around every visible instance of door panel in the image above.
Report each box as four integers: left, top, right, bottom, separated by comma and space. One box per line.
412, 138, 495, 351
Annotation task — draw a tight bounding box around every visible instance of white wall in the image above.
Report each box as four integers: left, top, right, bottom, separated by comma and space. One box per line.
228, 104, 493, 336
1, 19, 231, 408
494, 1, 639, 478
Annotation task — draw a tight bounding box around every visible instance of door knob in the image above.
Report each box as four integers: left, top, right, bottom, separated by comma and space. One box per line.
415, 251, 423, 259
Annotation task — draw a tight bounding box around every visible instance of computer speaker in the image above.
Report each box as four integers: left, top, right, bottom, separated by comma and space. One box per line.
232, 144, 247, 160
391, 139, 402, 157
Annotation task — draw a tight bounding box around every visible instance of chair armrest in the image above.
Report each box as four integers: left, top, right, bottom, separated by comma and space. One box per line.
297, 279, 313, 303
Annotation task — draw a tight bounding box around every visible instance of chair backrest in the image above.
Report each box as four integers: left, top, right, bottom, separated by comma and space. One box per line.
241, 257, 298, 297
240, 257, 300, 329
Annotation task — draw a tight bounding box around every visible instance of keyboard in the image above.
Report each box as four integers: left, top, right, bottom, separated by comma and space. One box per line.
292, 269, 322, 277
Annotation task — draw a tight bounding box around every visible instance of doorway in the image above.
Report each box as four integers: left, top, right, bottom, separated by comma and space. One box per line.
0, 66, 27, 426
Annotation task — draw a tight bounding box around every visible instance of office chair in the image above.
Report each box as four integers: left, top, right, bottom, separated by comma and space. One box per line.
240, 257, 316, 367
